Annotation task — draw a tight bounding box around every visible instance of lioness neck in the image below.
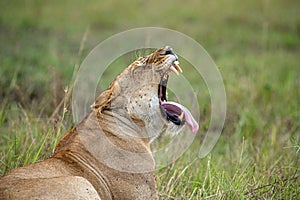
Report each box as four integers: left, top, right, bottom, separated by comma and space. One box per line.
53, 110, 157, 199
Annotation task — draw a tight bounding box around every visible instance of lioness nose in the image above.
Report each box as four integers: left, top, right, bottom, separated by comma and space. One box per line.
164, 46, 174, 55
164, 46, 178, 60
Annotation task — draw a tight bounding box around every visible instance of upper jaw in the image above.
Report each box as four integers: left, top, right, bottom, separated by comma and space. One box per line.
166, 54, 182, 75
169, 60, 182, 75
168, 53, 182, 75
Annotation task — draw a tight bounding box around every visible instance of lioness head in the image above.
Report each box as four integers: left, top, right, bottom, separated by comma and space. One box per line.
93, 46, 198, 141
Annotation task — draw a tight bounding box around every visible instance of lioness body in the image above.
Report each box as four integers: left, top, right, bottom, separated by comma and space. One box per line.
0, 47, 195, 199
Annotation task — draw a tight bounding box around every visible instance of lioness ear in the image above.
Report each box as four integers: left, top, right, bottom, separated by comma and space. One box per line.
92, 88, 113, 112
92, 80, 121, 113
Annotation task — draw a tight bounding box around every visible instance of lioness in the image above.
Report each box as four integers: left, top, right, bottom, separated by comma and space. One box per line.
0, 46, 198, 199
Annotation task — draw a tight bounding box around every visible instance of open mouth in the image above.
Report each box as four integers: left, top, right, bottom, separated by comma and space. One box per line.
158, 60, 199, 134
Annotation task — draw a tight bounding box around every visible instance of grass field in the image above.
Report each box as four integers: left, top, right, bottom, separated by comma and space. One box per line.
0, 0, 299, 199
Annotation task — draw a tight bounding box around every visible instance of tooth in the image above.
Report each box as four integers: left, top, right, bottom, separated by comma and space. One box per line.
173, 61, 183, 73
170, 65, 179, 75
178, 112, 185, 121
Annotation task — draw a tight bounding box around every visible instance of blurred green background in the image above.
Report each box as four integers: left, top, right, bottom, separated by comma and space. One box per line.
0, 0, 299, 199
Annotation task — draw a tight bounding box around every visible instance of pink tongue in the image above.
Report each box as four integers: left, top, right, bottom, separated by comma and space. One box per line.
161, 101, 199, 133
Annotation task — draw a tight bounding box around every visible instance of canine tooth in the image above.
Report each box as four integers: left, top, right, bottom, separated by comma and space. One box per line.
170, 65, 179, 75
178, 112, 185, 121
173, 61, 183, 73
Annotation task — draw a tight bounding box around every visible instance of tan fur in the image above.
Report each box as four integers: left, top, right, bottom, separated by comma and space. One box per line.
0, 47, 180, 199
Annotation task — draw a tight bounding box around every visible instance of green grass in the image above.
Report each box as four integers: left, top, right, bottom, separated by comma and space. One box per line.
0, 0, 299, 199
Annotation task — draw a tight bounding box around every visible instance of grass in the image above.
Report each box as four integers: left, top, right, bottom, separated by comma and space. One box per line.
0, 0, 299, 199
